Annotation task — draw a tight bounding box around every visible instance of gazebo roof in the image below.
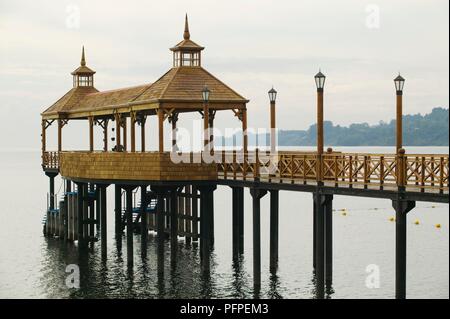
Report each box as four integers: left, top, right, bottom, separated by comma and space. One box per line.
41, 16, 248, 120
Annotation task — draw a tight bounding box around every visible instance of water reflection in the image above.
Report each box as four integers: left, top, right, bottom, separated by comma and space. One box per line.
40, 233, 285, 299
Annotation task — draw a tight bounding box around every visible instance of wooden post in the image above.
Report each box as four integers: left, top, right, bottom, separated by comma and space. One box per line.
140, 115, 146, 152
269, 190, 279, 273
158, 109, 164, 152
396, 91, 403, 153
242, 109, 248, 179
123, 116, 127, 151
58, 119, 63, 152
317, 88, 324, 183
270, 101, 276, 154
114, 113, 121, 150
250, 188, 267, 291
203, 102, 209, 150
171, 113, 178, 152
392, 199, 415, 299
103, 119, 109, 152
89, 116, 94, 152
209, 109, 215, 152
130, 112, 136, 152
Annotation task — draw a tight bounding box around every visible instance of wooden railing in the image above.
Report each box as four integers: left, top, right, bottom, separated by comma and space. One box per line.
42, 150, 449, 193
42, 151, 59, 170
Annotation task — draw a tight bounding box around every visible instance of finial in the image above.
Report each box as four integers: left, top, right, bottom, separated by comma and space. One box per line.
183, 14, 190, 40
81, 46, 86, 66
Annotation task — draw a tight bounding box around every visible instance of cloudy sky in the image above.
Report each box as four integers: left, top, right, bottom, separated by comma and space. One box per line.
0, 0, 448, 150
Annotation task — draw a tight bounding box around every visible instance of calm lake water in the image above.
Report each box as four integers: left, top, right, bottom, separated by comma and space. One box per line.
0, 147, 448, 299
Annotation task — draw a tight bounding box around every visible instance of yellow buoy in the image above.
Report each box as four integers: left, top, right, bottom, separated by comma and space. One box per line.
340, 208, 346, 212
342, 212, 347, 216
436, 224, 441, 229
431, 205, 436, 208
389, 217, 395, 222
414, 220, 420, 225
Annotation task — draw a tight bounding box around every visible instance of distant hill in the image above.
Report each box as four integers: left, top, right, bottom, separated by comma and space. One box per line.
224, 107, 448, 147
273, 107, 449, 146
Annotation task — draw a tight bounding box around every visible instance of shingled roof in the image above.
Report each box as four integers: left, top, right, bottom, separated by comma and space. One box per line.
41, 16, 247, 119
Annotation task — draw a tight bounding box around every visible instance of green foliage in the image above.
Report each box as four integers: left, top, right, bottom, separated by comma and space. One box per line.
277, 107, 449, 146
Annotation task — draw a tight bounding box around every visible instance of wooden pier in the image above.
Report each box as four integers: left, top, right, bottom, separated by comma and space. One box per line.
40, 16, 449, 299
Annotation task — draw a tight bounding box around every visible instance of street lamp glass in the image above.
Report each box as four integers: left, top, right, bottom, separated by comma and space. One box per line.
394, 74, 405, 92
268, 87, 277, 103
315, 71, 326, 90
202, 85, 210, 103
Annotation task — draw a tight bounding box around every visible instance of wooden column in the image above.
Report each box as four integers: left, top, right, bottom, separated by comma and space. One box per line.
89, 116, 94, 152
57, 119, 63, 152
122, 117, 127, 151
103, 120, 109, 152
270, 101, 276, 154
114, 113, 121, 150
209, 110, 215, 151
158, 109, 164, 152
171, 113, 178, 152
203, 103, 210, 149
317, 88, 324, 182
130, 112, 136, 152
140, 115, 146, 152
396, 92, 403, 153
242, 108, 248, 154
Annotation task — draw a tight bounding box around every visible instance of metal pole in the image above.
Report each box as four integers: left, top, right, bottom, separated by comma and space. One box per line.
269, 190, 279, 273
126, 187, 134, 267
315, 193, 325, 299
325, 195, 333, 288
115, 185, 122, 235
100, 185, 107, 259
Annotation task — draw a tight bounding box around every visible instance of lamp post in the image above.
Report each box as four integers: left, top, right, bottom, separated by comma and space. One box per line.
394, 74, 405, 153
268, 87, 277, 154
315, 70, 326, 157
202, 85, 210, 151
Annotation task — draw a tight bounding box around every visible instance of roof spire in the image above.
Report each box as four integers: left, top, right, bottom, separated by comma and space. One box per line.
183, 14, 190, 40
81, 46, 86, 66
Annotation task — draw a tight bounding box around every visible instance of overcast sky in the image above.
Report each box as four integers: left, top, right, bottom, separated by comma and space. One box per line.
0, 0, 448, 150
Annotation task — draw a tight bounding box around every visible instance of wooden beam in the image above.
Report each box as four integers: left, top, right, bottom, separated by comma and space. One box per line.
140, 115, 146, 152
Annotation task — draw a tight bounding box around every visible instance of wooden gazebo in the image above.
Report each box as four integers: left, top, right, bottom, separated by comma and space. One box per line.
41, 15, 249, 179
